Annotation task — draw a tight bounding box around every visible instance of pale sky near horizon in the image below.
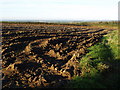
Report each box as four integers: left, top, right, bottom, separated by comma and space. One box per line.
0, 0, 119, 20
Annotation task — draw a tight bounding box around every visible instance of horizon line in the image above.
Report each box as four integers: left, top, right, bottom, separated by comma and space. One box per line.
0, 19, 118, 22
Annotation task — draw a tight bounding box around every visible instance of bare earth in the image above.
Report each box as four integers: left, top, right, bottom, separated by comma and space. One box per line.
1, 23, 115, 88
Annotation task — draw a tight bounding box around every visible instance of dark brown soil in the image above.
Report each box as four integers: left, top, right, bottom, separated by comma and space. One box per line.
1, 23, 114, 88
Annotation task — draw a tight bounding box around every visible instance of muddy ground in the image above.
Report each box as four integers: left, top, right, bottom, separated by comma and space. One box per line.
1, 23, 114, 88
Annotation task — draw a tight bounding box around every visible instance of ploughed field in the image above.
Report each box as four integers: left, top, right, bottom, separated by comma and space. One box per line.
2, 23, 113, 88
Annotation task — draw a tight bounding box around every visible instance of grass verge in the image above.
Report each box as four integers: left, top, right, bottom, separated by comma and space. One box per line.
65, 29, 119, 88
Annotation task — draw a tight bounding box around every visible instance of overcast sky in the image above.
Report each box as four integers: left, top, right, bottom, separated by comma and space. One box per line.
0, 0, 119, 20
